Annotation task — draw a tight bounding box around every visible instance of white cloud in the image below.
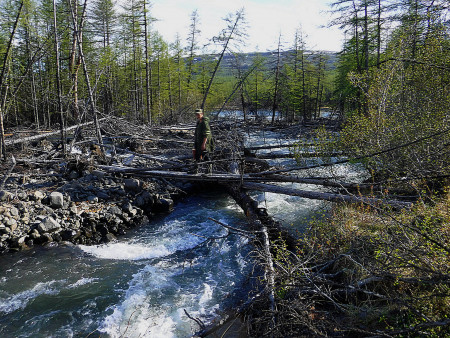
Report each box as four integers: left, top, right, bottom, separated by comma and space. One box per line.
150, 0, 344, 52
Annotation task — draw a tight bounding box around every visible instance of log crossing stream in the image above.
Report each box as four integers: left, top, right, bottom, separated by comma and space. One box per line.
0, 120, 411, 337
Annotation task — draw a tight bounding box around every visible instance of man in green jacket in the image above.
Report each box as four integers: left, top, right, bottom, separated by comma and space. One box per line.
193, 109, 214, 172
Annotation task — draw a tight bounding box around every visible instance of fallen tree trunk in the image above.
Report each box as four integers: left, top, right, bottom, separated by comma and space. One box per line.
0, 155, 16, 189
97, 143, 183, 166
254, 152, 342, 159
221, 184, 300, 337
242, 182, 413, 209
4, 118, 106, 146
265, 174, 368, 190
245, 143, 309, 151
96, 165, 412, 208
224, 183, 298, 250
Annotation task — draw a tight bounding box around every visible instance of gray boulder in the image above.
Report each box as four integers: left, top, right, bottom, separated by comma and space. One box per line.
0, 190, 13, 202
50, 192, 64, 208
134, 191, 154, 208
6, 218, 17, 232
37, 216, 61, 233
154, 197, 174, 213
108, 206, 122, 215
9, 206, 19, 217
124, 178, 143, 192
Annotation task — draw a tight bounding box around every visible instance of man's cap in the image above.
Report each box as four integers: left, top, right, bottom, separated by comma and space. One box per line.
195, 109, 203, 114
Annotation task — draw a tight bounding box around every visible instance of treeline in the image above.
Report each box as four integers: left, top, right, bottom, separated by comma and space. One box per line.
0, 0, 335, 141
0, 1, 448, 166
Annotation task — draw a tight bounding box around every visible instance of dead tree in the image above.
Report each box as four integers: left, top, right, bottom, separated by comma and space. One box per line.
271, 33, 282, 125
69, 0, 103, 148
143, 0, 152, 125
200, 8, 246, 110
52, 0, 66, 155
68, 0, 83, 121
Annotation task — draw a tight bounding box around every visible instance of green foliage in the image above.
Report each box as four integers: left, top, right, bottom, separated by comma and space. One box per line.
325, 0, 450, 184
338, 27, 450, 180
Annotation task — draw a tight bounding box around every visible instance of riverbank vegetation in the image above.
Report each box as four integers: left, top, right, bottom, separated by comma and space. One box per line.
249, 192, 449, 337
245, 0, 449, 336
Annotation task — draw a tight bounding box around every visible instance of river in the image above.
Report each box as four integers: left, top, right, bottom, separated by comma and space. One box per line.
0, 125, 360, 337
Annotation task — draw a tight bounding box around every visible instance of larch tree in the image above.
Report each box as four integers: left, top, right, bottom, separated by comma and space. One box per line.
91, 0, 118, 116
0, 1, 23, 159
185, 9, 200, 88
270, 33, 283, 125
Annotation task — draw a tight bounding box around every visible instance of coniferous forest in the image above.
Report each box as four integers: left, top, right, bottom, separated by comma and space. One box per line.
0, 0, 449, 337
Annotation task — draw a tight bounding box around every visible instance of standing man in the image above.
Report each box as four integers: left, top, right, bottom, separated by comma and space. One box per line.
193, 109, 214, 172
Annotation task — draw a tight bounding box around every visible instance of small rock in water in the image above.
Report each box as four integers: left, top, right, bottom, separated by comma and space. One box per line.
104, 233, 116, 242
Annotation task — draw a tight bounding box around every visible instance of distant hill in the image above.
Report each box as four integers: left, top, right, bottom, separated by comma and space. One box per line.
193, 50, 338, 73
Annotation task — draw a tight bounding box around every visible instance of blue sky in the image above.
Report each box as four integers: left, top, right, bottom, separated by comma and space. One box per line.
150, 0, 344, 52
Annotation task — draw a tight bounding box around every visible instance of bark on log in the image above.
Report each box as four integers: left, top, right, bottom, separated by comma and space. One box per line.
245, 143, 307, 151
223, 184, 298, 334
224, 184, 298, 250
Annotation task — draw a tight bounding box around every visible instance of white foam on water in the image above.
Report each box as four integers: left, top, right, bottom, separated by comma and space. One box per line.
79, 242, 171, 261
0, 280, 62, 314
199, 283, 214, 308
98, 249, 229, 338
99, 265, 186, 337
79, 216, 220, 261
100, 295, 179, 338
68, 277, 98, 289
236, 251, 248, 274
0, 276, 98, 315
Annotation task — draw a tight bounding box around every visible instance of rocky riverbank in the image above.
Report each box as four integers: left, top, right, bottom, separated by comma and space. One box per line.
0, 166, 193, 254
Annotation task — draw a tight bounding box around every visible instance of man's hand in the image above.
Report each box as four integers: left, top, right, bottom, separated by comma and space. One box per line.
201, 138, 207, 151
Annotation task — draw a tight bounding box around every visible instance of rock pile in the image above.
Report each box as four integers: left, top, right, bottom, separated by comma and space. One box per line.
0, 169, 191, 254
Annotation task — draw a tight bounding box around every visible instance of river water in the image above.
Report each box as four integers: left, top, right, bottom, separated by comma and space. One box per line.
0, 126, 361, 337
